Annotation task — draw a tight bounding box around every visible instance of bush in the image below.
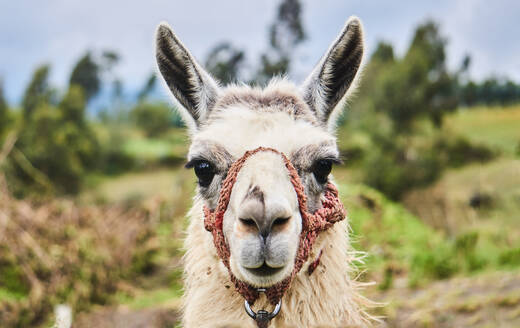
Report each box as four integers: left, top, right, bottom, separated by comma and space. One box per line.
0, 83, 11, 139
361, 132, 496, 200
410, 245, 460, 284
499, 248, 520, 267
362, 143, 443, 200
130, 102, 180, 137
9, 86, 99, 197
434, 136, 496, 167
0, 180, 160, 327
96, 126, 137, 175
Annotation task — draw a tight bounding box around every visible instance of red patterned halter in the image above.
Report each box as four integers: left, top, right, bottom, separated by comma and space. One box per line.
203, 147, 346, 325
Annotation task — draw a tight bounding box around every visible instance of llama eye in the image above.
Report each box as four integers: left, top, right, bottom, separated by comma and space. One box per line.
312, 159, 333, 184
187, 160, 215, 187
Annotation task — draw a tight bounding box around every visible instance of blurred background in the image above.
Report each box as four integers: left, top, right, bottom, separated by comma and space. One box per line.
1, 1, 519, 327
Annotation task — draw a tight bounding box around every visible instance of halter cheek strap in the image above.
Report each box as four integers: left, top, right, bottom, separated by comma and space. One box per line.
203, 147, 346, 327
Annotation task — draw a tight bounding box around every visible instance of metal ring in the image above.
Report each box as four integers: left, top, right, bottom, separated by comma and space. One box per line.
244, 299, 282, 320
244, 299, 256, 319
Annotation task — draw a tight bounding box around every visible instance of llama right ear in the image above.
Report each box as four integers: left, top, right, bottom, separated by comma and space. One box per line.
155, 22, 220, 129
301, 17, 364, 130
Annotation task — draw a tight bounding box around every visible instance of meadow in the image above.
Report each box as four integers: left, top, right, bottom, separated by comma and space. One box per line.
9, 105, 511, 327
2, 1, 520, 325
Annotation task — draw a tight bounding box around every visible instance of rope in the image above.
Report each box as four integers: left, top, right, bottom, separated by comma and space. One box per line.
203, 147, 347, 322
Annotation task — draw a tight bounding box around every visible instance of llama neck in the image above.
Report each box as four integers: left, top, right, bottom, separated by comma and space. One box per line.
182, 198, 372, 327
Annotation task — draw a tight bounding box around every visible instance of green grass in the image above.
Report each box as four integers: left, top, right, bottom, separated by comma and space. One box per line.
444, 105, 520, 155
122, 129, 188, 162
117, 284, 183, 310
403, 158, 520, 272
341, 184, 453, 285
340, 180, 520, 287
123, 138, 175, 160
82, 167, 194, 203
404, 158, 520, 235
0, 287, 27, 302
76, 103, 520, 308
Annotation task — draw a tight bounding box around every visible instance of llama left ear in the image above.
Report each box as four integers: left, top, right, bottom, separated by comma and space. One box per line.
301, 17, 364, 129
155, 22, 220, 130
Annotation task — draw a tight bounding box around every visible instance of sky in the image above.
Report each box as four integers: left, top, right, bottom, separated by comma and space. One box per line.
1, 0, 519, 105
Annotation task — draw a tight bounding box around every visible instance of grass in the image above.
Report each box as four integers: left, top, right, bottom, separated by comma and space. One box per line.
82, 167, 194, 204
341, 183, 464, 286
117, 285, 182, 310
6, 103, 516, 326
403, 158, 520, 268
122, 129, 188, 162
0, 287, 27, 302
444, 104, 520, 156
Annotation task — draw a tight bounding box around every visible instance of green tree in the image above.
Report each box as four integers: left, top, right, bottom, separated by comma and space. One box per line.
21, 65, 52, 117
371, 21, 458, 131
69, 52, 101, 102
130, 102, 174, 137
101, 50, 120, 72
58, 86, 99, 169
371, 42, 395, 63
0, 80, 10, 138
461, 77, 520, 106
205, 43, 245, 84
254, 0, 306, 84
137, 73, 157, 102
347, 21, 484, 200
13, 85, 99, 196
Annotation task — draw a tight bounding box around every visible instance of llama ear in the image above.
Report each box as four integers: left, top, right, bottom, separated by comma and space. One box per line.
301, 17, 364, 129
155, 22, 219, 129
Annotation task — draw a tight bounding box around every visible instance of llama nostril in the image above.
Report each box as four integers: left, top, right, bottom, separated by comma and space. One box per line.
239, 218, 256, 227
260, 228, 270, 240
273, 217, 290, 226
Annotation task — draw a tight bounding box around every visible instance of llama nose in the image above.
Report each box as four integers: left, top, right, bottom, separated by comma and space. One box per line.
238, 191, 292, 240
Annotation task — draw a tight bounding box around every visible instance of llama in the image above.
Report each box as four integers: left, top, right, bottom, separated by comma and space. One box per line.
155, 16, 373, 328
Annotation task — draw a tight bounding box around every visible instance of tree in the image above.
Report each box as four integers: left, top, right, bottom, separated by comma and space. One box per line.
202, 0, 306, 86
101, 50, 120, 72
371, 42, 395, 63
130, 102, 174, 137
69, 52, 101, 102
370, 21, 458, 131
21, 65, 52, 117
348, 22, 475, 200
205, 43, 245, 84
137, 73, 157, 102
12, 84, 99, 196
0, 80, 9, 137
254, 0, 306, 84
460, 77, 520, 106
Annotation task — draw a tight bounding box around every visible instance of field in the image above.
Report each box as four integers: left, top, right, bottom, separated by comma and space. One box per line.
444, 105, 520, 156
77, 106, 520, 327
1, 105, 520, 327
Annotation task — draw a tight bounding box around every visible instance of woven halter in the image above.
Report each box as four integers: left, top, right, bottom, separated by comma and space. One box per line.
203, 147, 346, 326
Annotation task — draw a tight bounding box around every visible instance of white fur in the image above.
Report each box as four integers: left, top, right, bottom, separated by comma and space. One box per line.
155, 19, 374, 327
182, 98, 374, 326
183, 198, 373, 327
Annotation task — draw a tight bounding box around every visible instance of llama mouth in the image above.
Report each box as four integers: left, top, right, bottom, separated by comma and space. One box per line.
245, 263, 284, 277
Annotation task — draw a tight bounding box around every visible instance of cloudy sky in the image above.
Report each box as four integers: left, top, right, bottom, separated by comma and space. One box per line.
1, 0, 519, 104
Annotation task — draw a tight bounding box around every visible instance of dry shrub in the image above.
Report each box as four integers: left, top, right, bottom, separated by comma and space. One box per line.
0, 176, 161, 327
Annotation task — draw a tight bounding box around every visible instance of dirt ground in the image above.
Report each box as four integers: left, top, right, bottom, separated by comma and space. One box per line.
73, 271, 520, 328
74, 307, 180, 328
372, 271, 520, 328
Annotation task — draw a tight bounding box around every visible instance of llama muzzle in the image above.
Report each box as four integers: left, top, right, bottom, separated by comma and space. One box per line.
203, 146, 347, 327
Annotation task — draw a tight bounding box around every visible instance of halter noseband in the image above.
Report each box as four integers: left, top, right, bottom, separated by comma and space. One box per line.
203, 147, 346, 327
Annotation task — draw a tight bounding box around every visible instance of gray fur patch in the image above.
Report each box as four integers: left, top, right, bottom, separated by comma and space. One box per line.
210, 87, 319, 125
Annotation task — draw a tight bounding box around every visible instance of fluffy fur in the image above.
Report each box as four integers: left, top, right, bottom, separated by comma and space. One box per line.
155, 16, 374, 327
183, 198, 373, 328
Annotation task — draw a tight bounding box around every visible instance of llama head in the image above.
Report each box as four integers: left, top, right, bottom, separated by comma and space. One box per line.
156, 17, 363, 287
